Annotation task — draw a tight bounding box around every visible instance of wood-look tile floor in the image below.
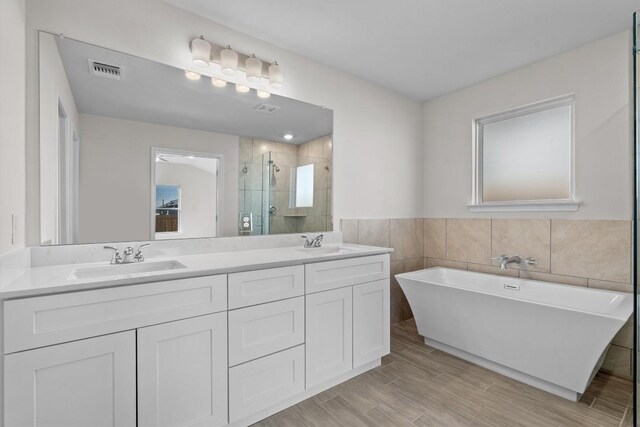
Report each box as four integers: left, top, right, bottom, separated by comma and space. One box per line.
254, 318, 633, 427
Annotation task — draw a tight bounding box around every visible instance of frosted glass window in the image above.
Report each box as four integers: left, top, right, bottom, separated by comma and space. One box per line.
478, 99, 572, 203
295, 164, 314, 207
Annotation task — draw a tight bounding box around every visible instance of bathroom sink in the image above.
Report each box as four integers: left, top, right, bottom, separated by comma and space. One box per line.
70, 260, 187, 280
296, 246, 358, 255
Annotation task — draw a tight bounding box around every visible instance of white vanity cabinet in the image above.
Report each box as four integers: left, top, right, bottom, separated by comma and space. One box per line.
304, 255, 390, 388
2, 251, 391, 427
137, 313, 228, 427
353, 279, 390, 368
4, 331, 137, 427
306, 287, 353, 388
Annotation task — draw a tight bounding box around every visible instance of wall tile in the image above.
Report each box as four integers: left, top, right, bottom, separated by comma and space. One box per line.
424, 218, 446, 259
390, 219, 421, 261
357, 219, 390, 247
518, 270, 587, 287
551, 220, 630, 283
391, 299, 413, 325
414, 219, 424, 259
588, 279, 633, 294
612, 319, 633, 349
446, 219, 491, 265
403, 258, 424, 272
239, 137, 253, 161
426, 257, 467, 270
601, 345, 631, 378
467, 263, 518, 277
492, 219, 550, 272
341, 219, 358, 244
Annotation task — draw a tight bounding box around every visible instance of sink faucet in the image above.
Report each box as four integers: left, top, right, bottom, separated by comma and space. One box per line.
302, 234, 324, 248
492, 255, 522, 271
104, 244, 150, 264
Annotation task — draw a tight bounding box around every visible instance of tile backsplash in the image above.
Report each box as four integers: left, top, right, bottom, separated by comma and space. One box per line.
341, 217, 633, 379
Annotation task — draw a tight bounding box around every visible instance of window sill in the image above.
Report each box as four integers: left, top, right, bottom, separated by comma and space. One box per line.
467, 200, 581, 213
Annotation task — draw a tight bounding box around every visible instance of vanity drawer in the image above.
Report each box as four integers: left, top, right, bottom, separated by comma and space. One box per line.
228, 296, 304, 366
229, 345, 305, 423
4, 275, 227, 354
305, 254, 390, 294
228, 265, 304, 309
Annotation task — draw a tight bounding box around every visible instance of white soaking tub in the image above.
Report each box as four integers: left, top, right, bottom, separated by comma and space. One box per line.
396, 267, 633, 401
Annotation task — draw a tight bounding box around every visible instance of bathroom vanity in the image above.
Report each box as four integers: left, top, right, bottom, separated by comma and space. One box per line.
0, 244, 390, 427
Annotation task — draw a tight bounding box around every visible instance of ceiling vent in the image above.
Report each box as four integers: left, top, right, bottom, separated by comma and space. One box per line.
88, 59, 122, 80
254, 103, 280, 114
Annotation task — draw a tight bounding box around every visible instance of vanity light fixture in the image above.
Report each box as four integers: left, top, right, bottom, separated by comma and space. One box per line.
211, 77, 227, 88
257, 90, 271, 99
184, 70, 201, 80
236, 83, 250, 93
246, 54, 262, 82
269, 62, 283, 88
186, 37, 284, 88
221, 45, 239, 76
190, 36, 211, 67
283, 134, 293, 140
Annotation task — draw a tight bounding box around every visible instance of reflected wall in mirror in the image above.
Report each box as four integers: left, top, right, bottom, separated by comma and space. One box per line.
38, 32, 333, 245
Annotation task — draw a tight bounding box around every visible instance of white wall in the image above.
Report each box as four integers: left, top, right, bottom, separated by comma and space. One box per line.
0, 0, 26, 255
38, 32, 81, 244
77, 114, 238, 243
423, 31, 632, 220
156, 162, 217, 239
24, 0, 423, 246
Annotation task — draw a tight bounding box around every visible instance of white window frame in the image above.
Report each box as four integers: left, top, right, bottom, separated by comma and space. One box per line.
469, 94, 580, 212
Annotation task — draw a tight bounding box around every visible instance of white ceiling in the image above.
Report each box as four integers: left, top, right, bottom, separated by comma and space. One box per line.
164, 0, 639, 101
56, 37, 333, 144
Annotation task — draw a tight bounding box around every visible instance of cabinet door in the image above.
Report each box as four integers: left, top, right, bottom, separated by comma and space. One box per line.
137, 313, 228, 427
353, 279, 390, 367
4, 331, 136, 427
305, 287, 353, 388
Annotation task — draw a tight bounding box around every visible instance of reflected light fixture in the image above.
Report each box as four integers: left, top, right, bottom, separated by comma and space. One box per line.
184, 70, 201, 80
283, 134, 293, 140
236, 83, 250, 93
221, 45, 238, 75
257, 90, 270, 99
246, 54, 262, 82
190, 36, 211, 67
211, 77, 227, 88
269, 61, 283, 88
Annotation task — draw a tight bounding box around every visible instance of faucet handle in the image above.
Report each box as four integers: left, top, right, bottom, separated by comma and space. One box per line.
525, 257, 538, 266
491, 255, 507, 262
134, 244, 150, 263
103, 246, 122, 264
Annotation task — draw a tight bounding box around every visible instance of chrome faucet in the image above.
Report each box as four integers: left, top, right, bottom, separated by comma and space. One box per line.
302, 234, 324, 248
492, 255, 522, 271
104, 243, 150, 264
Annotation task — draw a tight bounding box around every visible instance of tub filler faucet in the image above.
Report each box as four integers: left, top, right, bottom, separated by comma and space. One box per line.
492, 255, 522, 271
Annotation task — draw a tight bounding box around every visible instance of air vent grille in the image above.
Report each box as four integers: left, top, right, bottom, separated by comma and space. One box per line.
255, 104, 280, 114
88, 60, 122, 80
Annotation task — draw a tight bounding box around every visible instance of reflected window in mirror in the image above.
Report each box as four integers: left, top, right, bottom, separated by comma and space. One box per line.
294, 164, 314, 208
155, 185, 181, 234
471, 95, 578, 212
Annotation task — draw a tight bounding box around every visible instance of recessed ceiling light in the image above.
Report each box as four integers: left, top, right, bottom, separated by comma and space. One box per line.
236, 83, 250, 93
184, 70, 201, 80
257, 90, 270, 99
188, 156, 194, 159
283, 134, 293, 140
211, 77, 227, 88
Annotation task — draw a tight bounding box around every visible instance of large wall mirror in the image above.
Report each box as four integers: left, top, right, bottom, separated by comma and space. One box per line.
38, 32, 333, 245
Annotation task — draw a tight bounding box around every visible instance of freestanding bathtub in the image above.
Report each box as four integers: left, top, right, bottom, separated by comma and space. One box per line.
396, 268, 633, 401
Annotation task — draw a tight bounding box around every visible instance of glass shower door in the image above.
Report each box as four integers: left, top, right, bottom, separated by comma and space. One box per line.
633, 11, 639, 427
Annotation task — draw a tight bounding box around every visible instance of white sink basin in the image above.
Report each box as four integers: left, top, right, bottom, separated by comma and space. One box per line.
70, 260, 187, 280
296, 246, 359, 255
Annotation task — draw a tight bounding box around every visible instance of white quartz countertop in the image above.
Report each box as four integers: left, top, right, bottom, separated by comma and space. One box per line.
0, 244, 392, 299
